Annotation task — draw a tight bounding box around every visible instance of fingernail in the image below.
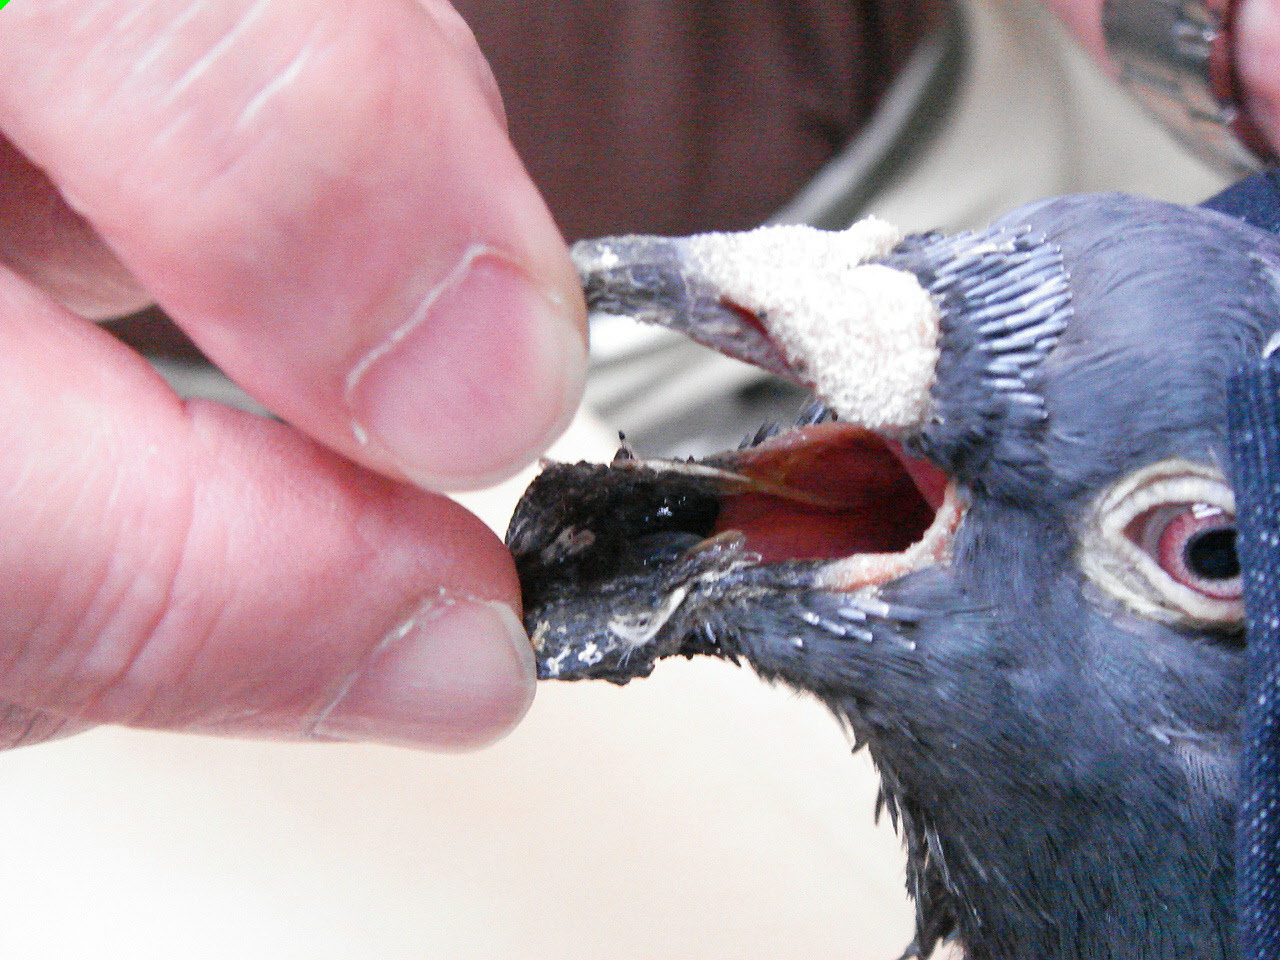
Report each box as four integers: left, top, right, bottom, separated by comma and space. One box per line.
313, 598, 536, 750
347, 249, 587, 491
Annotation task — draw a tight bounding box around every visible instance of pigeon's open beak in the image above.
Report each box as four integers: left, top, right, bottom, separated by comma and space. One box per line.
571, 221, 962, 588
509, 220, 964, 681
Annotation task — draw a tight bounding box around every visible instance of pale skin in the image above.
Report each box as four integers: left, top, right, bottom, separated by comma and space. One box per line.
0, 0, 1275, 755
0, 0, 587, 751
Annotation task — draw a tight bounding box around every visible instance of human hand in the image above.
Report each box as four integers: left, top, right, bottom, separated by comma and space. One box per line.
0, 0, 587, 750
1045, 0, 1280, 153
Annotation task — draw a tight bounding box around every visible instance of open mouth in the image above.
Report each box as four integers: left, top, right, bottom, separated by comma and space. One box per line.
508, 219, 964, 681
610, 415, 965, 602
510, 410, 962, 682
705, 418, 958, 581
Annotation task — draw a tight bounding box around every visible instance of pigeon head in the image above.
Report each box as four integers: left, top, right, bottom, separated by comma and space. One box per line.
506, 193, 1280, 959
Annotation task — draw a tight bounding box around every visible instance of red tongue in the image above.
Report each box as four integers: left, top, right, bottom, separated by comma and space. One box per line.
712, 424, 943, 563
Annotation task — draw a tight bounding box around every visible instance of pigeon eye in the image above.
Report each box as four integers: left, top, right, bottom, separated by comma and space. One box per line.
1081, 458, 1243, 629
1124, 503, 1241, 601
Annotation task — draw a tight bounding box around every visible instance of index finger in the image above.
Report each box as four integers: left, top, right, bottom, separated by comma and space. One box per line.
0, 0, 587, 490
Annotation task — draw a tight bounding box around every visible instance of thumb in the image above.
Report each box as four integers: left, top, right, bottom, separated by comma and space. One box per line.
0, 267, 534, 750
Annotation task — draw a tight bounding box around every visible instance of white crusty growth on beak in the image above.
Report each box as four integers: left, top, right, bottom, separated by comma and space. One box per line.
573, 217, 941, 433
684, 219, 939, 431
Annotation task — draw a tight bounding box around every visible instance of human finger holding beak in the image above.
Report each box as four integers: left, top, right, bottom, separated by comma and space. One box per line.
0, 0, 587, 749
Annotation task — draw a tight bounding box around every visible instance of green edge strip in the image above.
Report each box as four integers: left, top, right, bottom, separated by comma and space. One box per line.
0, 1, 10, 12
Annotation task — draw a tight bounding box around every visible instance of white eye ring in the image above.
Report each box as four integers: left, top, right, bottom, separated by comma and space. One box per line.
1080, 458, 1243, 629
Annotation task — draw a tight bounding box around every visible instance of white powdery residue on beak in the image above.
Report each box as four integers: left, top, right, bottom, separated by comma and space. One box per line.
684, 218, 940, 432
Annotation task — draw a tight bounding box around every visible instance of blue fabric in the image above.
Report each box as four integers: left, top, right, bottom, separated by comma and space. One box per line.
1228, 362, 1280, 960
1204, 171, 1280, 235
1212, 169, 1280, 958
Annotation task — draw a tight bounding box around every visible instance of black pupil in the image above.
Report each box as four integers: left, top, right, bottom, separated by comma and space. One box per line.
1184, 528, 1240, 581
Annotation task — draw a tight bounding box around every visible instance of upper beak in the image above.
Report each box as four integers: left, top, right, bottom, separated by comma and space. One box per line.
570, 219, 943, 435
572, 234, 798, 379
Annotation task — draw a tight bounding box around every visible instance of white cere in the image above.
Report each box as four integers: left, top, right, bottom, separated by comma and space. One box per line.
684, 218, 940, 431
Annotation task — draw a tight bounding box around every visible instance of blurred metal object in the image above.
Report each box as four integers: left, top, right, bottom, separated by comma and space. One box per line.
1103, 0, 1276, 176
